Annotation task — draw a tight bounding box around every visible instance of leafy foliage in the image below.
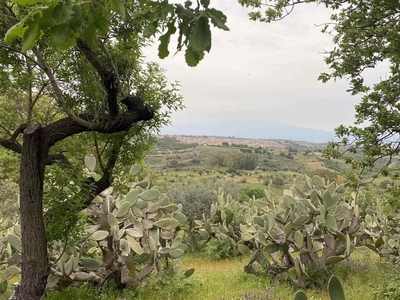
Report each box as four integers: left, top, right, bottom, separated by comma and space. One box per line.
0, 179, 19, 230
166, 177, 239, 225
0, 165, 193, 294
4, 0, 228, 67
211, 152, 258, 170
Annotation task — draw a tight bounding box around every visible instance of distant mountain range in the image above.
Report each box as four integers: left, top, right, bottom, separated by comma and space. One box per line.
161, 121, 337, 143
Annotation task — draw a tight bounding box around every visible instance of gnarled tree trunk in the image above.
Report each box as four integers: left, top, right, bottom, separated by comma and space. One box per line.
13, 125, 49, 300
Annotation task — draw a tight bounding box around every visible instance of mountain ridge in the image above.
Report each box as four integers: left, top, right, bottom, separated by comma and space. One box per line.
161, 120, 336, 143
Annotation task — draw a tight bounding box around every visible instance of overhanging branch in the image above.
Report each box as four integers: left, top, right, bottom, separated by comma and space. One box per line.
43, 100, 153, 148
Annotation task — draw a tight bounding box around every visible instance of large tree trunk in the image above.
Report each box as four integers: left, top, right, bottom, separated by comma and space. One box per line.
13, 125, 49, 300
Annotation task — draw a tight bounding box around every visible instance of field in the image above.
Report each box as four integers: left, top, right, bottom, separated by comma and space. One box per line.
41, 253, 393, 300
1, 135, 399, 300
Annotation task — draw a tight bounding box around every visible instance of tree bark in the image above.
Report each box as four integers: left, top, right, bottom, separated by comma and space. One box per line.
13, 125, 49, 300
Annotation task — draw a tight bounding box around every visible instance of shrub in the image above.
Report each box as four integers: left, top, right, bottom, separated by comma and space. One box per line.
0, 179, 19, 230
204, 237, 235, 260
271, 176, 285, 186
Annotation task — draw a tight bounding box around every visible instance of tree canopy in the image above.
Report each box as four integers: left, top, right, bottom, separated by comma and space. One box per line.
0, 0, 229, 299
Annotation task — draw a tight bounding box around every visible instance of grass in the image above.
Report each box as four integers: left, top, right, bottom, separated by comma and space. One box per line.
37, 252, 394, 300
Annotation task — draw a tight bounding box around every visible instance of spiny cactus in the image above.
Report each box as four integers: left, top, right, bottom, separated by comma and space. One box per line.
0, 162, 192, 293
293, 275, 345, 300
196, 174, 397, 287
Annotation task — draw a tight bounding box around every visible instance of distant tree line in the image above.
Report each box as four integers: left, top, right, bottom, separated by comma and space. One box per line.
211, 152, 258, 170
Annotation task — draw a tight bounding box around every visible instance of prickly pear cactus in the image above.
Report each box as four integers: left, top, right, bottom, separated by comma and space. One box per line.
0, 163, 192, 293
293, 275, 345, 300
196, 174, 396, 287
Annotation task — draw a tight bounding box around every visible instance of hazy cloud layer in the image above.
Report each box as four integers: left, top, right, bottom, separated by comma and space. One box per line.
143, 1, 386, 135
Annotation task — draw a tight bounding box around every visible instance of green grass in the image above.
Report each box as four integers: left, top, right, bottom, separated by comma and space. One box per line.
39, 252, 394, 300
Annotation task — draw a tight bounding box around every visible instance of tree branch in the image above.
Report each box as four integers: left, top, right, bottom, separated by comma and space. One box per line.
0, 138, 22, 153
76, 39, 120, 116
81, 136, 125, 208
32, 48, 102, 130
43, 99, 154, 148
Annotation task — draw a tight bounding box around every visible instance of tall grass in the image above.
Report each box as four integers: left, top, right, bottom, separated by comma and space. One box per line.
39, 252, 394, 300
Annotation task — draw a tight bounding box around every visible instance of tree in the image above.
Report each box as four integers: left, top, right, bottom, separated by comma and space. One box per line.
0, 0, 228, 299
240, 0, 400, 185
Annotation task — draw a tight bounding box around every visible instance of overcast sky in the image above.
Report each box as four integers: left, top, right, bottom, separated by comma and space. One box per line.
144, 0, 386, 133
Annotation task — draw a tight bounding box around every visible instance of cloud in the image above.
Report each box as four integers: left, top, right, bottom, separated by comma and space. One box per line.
143, 1, 384, 134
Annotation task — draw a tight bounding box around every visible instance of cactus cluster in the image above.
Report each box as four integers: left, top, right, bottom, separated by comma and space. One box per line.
0, 164, 192, 293
196, 174, 397, 287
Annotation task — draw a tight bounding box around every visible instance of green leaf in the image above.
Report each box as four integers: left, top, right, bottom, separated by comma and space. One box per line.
10, 0, 47, 5
169, 248, 184, 258
294, 290, 308, 300
7, 234, 21, 251
116, 201, 132, 218
52, 1, 74, 25
237, 244, 252, 256
125, 189, 139, 206
375, 235, 384, 248
135, 252, 150, 263
326, 214, 337, 231
120, 238, 130, 256
161, 203, 179, 212
148, 236, 157, 251
81, 258, 101, 271
109, 0, 126, 18
3, 266, 21, 280
108, 213, 119, 231
139, 189, 160, 201
326, 256, 345, 265
0, 280, 7, 294
312, 175, 325, 187
172, 211, 187, 223
189, 16, 211, 53
129, 165, 141, 176
200, 0, 210, 8
143, 21, 158, 38
205, 8, 229, 31
126, 228, 143, 238
158, 21, 176, 59
83, 24, 98, 51
183, 268, 195, 278
49, 25, 76, 50
89, 230, 109, 241
13, 224, 21, 236
46, 274, 59, 289
327, 275, 345, 300
154, 218, 180, 231
295, 231, 303, 248
84, 154, 96, 172
185, 47, 204, 67
126, 236, 144, 255
22, 13, 41, 52
265, 243, 281, 253
355, 246, 370, 253
335, 184, 346, 193
288, 267, 297, 281
5, 21, 26, 44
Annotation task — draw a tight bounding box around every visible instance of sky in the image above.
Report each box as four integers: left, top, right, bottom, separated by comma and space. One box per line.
143, 0, 386, 133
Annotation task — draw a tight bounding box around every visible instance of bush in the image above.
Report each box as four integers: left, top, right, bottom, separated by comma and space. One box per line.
271, 176, 285, 186
0, 179, 19, 230
166, 177, 239, 225
374, 262, 400, 299
204, 237, 235, 260
239, 187, 265, 202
